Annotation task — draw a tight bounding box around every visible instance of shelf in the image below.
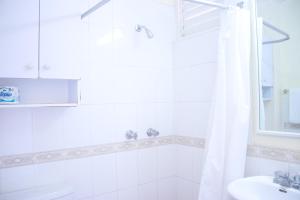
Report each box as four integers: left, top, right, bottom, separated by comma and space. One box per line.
0, 103, 78, 108
0, 78, 80, 108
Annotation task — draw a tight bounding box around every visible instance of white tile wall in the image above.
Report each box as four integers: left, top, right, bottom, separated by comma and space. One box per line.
173, 63, 216, 102
0, 165, 36, 194
93, 192, 118, 200
32, 108, 66, 151
176, 145, 205, 184
0, 0, 176, 199
245, 156, 300, 177
35, 161, 66, 187
89, 104, 116, 144
172, 28, 219, 200
1, 1, 298, 200
173, 31, 218, 68
116, 151, 138, 189
64, 157, 93, 199
117, 187, 138, 200
0, 146, 178, 200
138, 181, 158, 200
173, 102, 211, 138
0, 109, 32, 156
177, 145, 195, 181
157, 145, 176, 178
176, 178, 199, 200
138, 148, 157, 184
158, 177, 177, 200
92, 154, 117, 196
173, 30, 218, 139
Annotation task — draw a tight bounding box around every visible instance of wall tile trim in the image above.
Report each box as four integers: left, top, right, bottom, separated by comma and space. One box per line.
0, 135, 299, 169
247, 144, 300, 164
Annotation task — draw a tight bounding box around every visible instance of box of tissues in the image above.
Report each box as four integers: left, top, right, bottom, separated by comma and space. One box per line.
0, 87, 19, 104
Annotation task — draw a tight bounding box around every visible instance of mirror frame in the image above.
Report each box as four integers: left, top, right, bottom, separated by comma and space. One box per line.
251, 0, 300, 138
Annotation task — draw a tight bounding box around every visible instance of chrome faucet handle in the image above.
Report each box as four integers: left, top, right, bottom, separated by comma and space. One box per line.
292, 175, 300, 190
274, 171, 289, 179
126, 130, 138, 140
146, 128, 159, 137
274, 171, 292, 187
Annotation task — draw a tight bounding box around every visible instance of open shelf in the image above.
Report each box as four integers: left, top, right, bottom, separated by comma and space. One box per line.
0, 78, 80, 108
0, 103, 78, 108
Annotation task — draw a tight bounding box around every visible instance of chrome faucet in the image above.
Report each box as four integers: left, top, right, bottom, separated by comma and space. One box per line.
146, 128, 159, 137
292, 175, 300, 190
125, 130, 138, 140
273, 171, 300, 190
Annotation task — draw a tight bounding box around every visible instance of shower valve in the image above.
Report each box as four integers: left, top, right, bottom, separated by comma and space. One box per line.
125, 130, 138, 140
146, 128, 159, 137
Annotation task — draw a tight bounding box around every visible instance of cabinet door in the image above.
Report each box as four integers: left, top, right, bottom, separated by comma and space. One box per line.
0, 0, 39, 78
39, 0, 86, 79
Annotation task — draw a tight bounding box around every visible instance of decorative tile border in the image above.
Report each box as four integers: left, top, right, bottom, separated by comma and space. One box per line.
0, 136, 175, 169
247, 145, 300, 164
173, 135, 205, 148
0, 135, 299, 169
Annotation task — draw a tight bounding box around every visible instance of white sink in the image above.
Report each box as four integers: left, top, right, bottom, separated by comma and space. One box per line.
228, 176, 300, 200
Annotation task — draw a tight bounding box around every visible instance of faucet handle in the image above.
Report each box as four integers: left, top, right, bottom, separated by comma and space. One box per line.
293, 175, 300, 184
126, 130, 138, 140
294, 175, 300, 182
146, 128, 159, 137
274, 170, 289, 178
292, 175, 300, 190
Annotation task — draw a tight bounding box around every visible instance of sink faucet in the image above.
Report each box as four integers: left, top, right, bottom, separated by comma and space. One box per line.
292, 175, 300, 190
274, 171, 300, 190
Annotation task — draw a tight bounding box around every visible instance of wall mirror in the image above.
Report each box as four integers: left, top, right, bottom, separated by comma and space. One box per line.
255, 0, 300, 136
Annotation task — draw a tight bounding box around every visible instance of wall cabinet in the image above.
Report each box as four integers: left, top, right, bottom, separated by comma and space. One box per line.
0, 0, 85, 107
0, 0, 85, 79
39, 0, 84, 79
0, 0, 39, 78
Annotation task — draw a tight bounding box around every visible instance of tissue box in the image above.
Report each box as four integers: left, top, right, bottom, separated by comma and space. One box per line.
0, 87, 19, 104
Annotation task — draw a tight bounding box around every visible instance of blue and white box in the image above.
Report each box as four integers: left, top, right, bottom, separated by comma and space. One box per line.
0, 87, 19, 104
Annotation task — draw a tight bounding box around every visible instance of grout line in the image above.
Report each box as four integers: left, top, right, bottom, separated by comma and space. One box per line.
38, 0, 41, 78
173, 61, 217, 69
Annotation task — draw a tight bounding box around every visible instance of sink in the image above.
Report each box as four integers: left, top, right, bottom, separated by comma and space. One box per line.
228, 176, 300, 200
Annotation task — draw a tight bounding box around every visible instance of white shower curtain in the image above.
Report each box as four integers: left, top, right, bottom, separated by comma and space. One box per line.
198, 8, 250, 200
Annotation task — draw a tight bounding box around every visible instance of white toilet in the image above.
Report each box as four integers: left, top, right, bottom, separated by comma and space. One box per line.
0, 184, 73, 200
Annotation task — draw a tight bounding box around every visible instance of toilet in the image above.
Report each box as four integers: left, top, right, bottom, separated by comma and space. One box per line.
0, 184, 73, 200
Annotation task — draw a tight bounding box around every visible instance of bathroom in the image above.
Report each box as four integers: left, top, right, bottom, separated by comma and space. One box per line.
0, 0, 299, 199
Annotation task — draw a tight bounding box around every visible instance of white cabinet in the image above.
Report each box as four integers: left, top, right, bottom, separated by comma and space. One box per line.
0, 0, 85, 79
0, 0, 39, 78
39, 0, 85, 79
0, 0, 84, 107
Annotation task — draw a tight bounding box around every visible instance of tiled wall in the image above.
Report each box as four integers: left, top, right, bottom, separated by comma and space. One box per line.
172, 28, 219, 200
0, 0, 175, 155
173, 30, 219, 138
245, 156, 300, 178
0, 145, 177, 200
0, 0, 176, 199
1, 1, 299, 200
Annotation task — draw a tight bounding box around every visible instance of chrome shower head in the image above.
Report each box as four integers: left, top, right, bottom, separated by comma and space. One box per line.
135, 24, 154, 39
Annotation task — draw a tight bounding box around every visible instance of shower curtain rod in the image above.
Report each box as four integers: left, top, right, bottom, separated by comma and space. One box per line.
185, 0, 290, 44
81, 0, 290, 44
262, 21, 290, 44
185, 0, 230, 9
81, 0, 110, 19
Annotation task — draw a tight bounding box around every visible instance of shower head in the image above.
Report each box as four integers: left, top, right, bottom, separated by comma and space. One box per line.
135, 24, 154, 39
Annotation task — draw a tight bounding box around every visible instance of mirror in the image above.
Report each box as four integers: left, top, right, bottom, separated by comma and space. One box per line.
256, 0, 300, 134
